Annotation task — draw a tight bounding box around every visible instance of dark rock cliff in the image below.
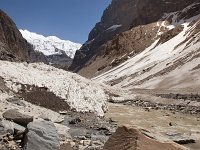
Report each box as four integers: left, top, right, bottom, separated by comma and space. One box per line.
0, 10, 32, 61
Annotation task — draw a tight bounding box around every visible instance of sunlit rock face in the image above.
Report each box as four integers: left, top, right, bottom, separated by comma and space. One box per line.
70, 0, 197, 74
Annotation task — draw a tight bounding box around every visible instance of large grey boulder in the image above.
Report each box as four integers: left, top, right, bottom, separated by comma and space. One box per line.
3, 109, 33, 126
24, 120, 60, 150
0, 119, 26, 135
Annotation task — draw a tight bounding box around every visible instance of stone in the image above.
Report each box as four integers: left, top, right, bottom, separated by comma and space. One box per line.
60, 142, 74, 150
78, 145, 87, 150
7, 135, 14, 141
69, 117, 81, 124
63, 115, 73, 126
91, 134, 109, 144
3, 136, 8, 142
76, 136, 86, 140
174, 138, 195, 145
103, 126, 187, 150
0, 120, 25, 144
0, 124, 8, 135
165, 132, 195, 144
39, 114, 51, 121
83, 140, 91, 146
59, 111, 68, 115
14, 130, 24, 140
0, 119, 26, 135
3, 109, 33, 126
6, 97, 26, 107
79, 140, 84, 145
24, 120, 60, 150
54, 123, 71, 140
92, 140, 104, 146
70, 141, 76, 147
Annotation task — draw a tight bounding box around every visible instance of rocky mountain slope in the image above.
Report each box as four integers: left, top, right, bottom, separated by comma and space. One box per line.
20, 29, 82, 69
70, 0, 199, 78
0, 10, 32, 62
94, 2, 200, 92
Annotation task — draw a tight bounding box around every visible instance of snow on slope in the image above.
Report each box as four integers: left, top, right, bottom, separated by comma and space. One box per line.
94, 12, 200, 91
0, 61, 107, 116
106, 24, 122, 31
20, 29, 82, 58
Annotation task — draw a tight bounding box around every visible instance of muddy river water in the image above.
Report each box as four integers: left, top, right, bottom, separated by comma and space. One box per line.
106, 103, 200, 150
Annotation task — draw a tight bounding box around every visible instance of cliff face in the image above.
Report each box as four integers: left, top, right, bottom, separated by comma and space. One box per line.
70, 0, 198, 76
93, 2, 200, 92
0, 10, 32, 61
88, 0, 194, 42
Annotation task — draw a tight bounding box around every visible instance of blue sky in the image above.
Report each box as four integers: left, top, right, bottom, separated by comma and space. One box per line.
0, 0, 111, 43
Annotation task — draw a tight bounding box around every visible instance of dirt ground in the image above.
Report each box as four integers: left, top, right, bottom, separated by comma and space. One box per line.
106, 103, 200, 150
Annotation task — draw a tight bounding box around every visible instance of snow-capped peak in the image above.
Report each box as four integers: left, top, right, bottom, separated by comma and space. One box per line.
20, 29, 82, 58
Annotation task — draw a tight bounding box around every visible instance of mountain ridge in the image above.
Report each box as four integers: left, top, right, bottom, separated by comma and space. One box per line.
20, 29, 82, 58
70, 0, 198, 75
93, 2, 200, 92
20, 29, 82, 70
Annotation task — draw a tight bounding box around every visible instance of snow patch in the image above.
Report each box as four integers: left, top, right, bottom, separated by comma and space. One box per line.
106, 24, 122, 31
0, 61, 107, 116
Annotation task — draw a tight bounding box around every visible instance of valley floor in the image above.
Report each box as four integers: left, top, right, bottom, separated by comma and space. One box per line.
106, 103, 200, 150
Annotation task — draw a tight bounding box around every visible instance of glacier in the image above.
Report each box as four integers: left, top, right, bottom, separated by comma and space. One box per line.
20, 29, 82, 58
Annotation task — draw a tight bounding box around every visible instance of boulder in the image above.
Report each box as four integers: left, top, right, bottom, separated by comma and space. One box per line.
165, 131, 195, 144
103, 126, 188, 150
69, 117, 81, 125
54, 123, 71, 140
24, 120, 60, 150
6, 97, 26, 107
60, 142, 73, 150
2, 109, 33, 126
0, 119, 26, 135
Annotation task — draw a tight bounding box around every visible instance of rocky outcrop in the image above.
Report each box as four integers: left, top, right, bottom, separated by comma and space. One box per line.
70, 0, 198, 76
0, 119, 26, 135
3, 109, 33, 126
103, 126, 187, 150
29, 50, 49, 64
24, 120, 60, 150
78, 23, 160, 78
30, 50, 73, 70
0, 10, 32, 62
46, 53, 72, 70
